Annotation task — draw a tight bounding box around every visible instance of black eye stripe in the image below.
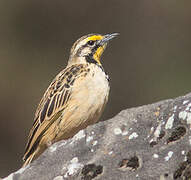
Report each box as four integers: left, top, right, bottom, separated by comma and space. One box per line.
76, 40, 100, 57
92, 44, 100, 53
87, 40, 96, 46
88, 40, 94, 45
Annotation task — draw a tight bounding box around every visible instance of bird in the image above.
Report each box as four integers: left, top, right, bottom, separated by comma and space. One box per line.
22, 33, 118, 167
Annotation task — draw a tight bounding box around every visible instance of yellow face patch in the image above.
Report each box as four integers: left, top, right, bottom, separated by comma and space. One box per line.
93, 45, 106, 65
87, 35, 103, 41
87, 35, 106, 65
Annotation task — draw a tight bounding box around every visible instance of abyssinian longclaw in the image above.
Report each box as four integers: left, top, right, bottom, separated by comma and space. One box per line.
23, 33, 118, 166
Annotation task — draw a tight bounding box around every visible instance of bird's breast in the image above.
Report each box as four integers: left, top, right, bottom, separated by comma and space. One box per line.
75, 65, 109, 105
66, 64, 110, 125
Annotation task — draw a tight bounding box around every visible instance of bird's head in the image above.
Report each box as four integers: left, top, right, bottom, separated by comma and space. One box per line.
68, 33, 119, 66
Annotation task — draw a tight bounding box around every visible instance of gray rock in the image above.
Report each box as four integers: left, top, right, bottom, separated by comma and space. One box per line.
4, 93, 191, 180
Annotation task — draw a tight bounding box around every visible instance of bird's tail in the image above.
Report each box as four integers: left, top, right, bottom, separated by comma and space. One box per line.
22, 151, 36, 167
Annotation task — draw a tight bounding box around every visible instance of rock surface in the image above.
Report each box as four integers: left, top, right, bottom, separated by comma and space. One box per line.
4, 93, 191, 180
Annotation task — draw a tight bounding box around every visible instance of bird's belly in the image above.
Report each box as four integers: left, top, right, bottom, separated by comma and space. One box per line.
74, 70, 109, 121
58, 70, 109, 139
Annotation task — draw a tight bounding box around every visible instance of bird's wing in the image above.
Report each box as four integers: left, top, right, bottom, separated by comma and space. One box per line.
23, 64, 86, 161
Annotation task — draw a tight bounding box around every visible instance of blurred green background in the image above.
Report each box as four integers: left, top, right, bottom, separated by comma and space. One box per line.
1, 0, 191, 177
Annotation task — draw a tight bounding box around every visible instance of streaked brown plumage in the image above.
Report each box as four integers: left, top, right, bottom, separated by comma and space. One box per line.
23, 33, 118, 166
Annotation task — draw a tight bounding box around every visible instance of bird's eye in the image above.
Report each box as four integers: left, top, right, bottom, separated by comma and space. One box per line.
87, 40, 95, 46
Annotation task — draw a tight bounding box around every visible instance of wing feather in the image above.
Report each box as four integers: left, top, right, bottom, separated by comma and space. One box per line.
23, 64, 86, 161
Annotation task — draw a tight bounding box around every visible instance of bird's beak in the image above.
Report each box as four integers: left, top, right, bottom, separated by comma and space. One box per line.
98, 33, 119, 46
93, 33, 119, 65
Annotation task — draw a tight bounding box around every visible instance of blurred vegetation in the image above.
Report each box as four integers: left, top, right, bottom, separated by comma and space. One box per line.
0, 0, 191, 177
